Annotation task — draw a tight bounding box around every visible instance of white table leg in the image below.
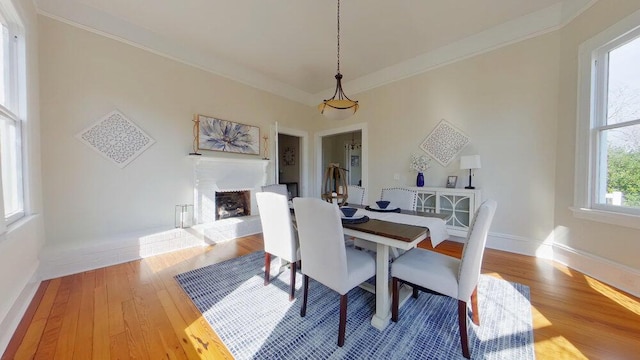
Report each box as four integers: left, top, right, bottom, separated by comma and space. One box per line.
370, 243, 391, 330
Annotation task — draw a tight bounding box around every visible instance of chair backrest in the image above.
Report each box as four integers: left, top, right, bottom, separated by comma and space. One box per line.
457, 199, 497, 301
261, 184, 289, 198
293, 197, 348, 293
380, 187, 418, 210
347, 185, 365, 205
256, 192, 298, 262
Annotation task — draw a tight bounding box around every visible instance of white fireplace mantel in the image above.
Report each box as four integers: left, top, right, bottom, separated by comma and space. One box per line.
189, 155, 270, 224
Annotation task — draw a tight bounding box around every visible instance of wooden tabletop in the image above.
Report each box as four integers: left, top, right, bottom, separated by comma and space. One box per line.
342, 219, 427, 243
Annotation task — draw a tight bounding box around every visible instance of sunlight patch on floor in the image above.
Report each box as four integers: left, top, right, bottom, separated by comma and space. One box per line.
585, 276, 640, 316
550, 261, 574, 277
535, 335, 588, 359
531, 306, 552, 330
143, 250, 196, 274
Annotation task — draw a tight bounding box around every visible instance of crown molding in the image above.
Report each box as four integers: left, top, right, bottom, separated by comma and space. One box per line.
324, 0, 596, 100
35, 0, 595, 107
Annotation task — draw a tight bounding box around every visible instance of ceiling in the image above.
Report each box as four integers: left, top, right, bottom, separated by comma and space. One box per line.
35, 0, 595, 106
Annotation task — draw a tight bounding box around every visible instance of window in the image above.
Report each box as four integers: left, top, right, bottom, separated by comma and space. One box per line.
575, 10, 640, 228
0, 6, 24, 226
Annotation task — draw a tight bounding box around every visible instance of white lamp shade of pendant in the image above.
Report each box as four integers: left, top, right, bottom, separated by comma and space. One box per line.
460, 155, 481, 170
318, 100, 359, 121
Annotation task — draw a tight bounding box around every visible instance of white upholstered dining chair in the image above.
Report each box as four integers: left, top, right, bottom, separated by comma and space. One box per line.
255, 191, 300, 301
380, 187, 418, 211
347, 185, 365, 205
390, 199, 497, 359
358, 187, 419, 257
292, 197, 376, 347
261, 183, 289, 198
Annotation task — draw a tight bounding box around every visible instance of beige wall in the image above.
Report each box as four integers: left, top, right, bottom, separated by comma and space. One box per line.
38, 17, 314, 248
315, 32, 560, 246
35, 0, 640, 290
554, 0, 640, 269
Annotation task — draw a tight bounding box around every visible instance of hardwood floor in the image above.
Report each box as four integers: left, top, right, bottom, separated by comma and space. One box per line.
3, 235, 639, 359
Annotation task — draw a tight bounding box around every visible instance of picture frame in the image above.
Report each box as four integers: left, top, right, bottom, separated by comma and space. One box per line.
196, 114, 260, 155
351, 155, 360, 167
446, 175, 458, 188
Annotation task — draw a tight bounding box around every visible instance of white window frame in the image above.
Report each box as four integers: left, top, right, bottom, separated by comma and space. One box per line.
573, 9, 640, 229
0, 2, 25, 228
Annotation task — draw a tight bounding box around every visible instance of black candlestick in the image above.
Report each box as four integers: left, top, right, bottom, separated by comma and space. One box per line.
465, 169, 475, 189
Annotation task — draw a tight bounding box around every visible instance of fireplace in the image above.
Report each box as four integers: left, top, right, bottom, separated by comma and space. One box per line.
215, 190, 251, 220
189, 156, 269, 243
191, 157, 269, 224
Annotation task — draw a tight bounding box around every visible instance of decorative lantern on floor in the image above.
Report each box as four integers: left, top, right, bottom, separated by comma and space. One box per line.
321, 163, 349, 206
175, 204, 194, 228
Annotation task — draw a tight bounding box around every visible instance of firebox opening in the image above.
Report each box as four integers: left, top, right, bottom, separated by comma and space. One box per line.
215, 190, 251, 220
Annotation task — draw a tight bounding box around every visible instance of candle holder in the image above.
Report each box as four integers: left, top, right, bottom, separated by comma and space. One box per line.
189, 116, 201, 155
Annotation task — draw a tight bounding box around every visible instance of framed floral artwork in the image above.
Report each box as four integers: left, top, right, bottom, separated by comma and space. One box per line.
196, 114, 260, 155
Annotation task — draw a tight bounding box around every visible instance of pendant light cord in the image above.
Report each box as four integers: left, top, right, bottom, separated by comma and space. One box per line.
336, 0, 340, 74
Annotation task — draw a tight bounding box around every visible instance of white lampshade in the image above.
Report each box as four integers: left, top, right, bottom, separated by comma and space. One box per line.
460, 155, 481, 170
318, 99, 359, 121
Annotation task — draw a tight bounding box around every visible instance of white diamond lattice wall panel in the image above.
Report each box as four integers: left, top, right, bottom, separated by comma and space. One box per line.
420, 120, 469, 167
76, 110, 155, 168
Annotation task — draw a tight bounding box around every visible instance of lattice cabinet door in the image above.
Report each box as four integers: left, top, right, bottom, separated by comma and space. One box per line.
415, 191, 437, 213
407, 187, 481, 238
439, 194, 472, 229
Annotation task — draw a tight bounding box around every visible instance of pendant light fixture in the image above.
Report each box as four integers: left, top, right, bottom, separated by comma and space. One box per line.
318, 0, 359, 121
344, 131, 361, 150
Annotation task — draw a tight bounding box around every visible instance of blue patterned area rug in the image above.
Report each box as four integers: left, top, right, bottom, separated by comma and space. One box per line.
176, 251, 534, 359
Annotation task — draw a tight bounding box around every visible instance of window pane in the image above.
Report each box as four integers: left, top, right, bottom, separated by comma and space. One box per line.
607, 37, 640, 125
0, 117, 22, 217
598, 124, 640, 208
0, 23, 6, 107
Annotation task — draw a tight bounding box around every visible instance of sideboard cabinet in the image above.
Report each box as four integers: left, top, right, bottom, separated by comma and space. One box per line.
405, 187, 482, 237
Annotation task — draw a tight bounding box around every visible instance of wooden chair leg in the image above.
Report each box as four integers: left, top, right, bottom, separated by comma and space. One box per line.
412, 287, 419, 299
289, 261, 297, 301
264, 253, 271, 286
391, 277, 399, 322
458, 300, 471, 359
338, 294, 347, 347
471, 286, 480, 325
300, 274, 309, 317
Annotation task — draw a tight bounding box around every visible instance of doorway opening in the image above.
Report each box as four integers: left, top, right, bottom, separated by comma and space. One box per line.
277, 133, 301, 199
316, 123, 367, 198
321, 130, 362, 187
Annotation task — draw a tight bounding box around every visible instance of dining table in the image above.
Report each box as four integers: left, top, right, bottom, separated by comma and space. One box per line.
341, 205, 449, 331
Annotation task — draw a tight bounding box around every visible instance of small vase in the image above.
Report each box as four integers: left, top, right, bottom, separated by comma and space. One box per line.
416, 172, 425, 187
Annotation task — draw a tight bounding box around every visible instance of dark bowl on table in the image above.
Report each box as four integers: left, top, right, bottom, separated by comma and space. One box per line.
376, 200, 391, 209
341, 207, 358, 218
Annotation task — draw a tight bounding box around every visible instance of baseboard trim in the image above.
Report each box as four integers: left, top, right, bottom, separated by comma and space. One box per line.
39, 217, 264, 280
39, 227, 207, 280
449, 232, 638, 296
0, 264, 40, 356
448, 231, 551, 259
552, 243, 640, 298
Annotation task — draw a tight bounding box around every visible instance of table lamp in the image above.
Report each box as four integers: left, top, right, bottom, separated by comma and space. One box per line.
460, 155, 481, 189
